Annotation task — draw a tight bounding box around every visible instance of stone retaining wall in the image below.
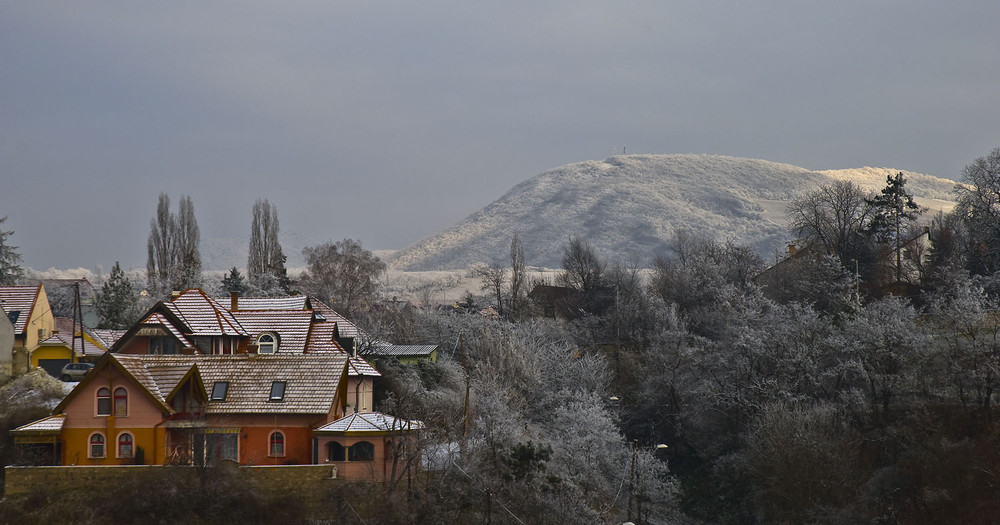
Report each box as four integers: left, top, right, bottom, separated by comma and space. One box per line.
4, 464, 342, 498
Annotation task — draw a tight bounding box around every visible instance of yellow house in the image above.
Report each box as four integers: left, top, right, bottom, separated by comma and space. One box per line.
31, 317, 109, 377
0, 284, 55, 376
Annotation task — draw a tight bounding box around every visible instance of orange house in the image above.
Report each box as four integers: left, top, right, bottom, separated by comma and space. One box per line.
15, 352, 350, 467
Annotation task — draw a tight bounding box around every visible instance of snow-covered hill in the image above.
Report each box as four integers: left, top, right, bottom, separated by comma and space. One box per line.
387, 154, 960, 271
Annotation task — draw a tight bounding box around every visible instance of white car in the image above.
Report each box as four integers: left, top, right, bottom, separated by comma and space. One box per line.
59, 362, 94, 382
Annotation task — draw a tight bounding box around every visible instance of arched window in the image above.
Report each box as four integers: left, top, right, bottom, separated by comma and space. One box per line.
89, 433, 105, 458
114, 387, 128, 417
96, 387, 111, 416
117, 432, 134, 458
327, 441, 346, 462
348, 441, 375, 462
269, 431, 285, 457
257, 333, 277, 354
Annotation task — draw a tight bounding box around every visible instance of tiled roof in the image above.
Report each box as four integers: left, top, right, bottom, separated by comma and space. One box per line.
231, 310, 314, 354
0, 285, 41, 334
12, 414, 65, 434
235, 296, 308, 311
165, 289, 247, 336
367, 344, 439, 357
348, 356, 381, 377
38, 331, 105, 357
314, 412, 422, 433
112, 353, 348, 415
308, 298, 364, 340
91, 329, 127, 348
141, 312, 194, 349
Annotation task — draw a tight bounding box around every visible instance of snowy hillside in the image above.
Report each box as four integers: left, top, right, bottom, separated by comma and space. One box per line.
387, 154, 960, 271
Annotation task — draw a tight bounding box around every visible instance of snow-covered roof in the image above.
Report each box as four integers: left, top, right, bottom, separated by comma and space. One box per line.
12, 414, 65, 434
314, 412, 422, 434
0, 285, 42, 334
367, 344, 439, 358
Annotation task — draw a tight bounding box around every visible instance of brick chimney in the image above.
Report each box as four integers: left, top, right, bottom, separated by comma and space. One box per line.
230, 291, 239, 312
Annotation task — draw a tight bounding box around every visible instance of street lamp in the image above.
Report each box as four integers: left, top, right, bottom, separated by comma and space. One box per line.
627, 442, 668, 524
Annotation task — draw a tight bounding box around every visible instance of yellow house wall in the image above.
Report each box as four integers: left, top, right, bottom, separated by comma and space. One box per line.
60, 365, 171, 465
30, 345, 73, 368
23, 285, 54, 350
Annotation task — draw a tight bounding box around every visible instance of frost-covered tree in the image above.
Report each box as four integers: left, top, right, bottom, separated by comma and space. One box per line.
97, 262, 140, 329
300, 239, 385, 316
146, 194, 201, 293
956, 147, 1000, 275
507, 233, 526, 320
247, 198, 288, 293
473, 263, 506, 317
786, 180, 875, 270
0, 216, 25, 286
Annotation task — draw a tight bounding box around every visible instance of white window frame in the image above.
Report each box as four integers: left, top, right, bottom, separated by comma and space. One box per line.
257, 333, 277, 354
88, 432, 106, 458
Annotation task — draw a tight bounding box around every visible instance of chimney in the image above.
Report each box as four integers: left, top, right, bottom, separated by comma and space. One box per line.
231, 291, 239, 312
787, 244, 797, 257
171, 290, 181, 300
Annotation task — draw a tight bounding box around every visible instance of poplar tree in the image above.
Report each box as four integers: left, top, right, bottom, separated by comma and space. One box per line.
247, 198, 288, 293
146, 193, 201, 293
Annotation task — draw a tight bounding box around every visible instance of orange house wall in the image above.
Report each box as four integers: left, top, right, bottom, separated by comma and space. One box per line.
205, 414, 324, 466
60, 367, 169, 465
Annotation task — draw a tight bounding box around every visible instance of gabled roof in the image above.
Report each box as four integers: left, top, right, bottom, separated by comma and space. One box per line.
313, 412, 422, 434
140, 312, 195, 349
54, 353, 174, 415
0, 284, 42, 334
37, 332, 105, 358
164, 289, 247, 336
231, 310, 314, 353
112, 354, 349, 415
90, 329, 127, 348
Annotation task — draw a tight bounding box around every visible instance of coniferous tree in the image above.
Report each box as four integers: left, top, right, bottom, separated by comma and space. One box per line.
97, 262, 139, 329
0, 216, 24, 285
866, 172, 920, 284
220, 267, 249, 296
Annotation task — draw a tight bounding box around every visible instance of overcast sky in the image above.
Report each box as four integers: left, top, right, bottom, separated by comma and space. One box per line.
2, 1, 998, 271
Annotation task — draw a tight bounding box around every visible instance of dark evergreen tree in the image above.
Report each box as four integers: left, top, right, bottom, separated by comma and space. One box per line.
97, 262, 139, 329
0, 216, 24, 286
220, 267, 249, 296
866, 172, 920, 284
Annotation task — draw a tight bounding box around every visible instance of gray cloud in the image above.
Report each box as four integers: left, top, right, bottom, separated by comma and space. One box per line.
2, 1, 998, 270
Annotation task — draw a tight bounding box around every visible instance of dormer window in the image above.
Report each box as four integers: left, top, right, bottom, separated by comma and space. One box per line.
257, 333, 277, 354
211, 381, 229, 401
269, 381, 286, 402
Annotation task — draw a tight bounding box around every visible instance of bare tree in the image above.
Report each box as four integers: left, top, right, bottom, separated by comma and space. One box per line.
956, 147, 1000, 275
474, 263, 507, 317
300, 239, 386, 315
787, 180, 875, 266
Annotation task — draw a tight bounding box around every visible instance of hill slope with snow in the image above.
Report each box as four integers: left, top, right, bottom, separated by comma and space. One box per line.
387, 154, 960, 270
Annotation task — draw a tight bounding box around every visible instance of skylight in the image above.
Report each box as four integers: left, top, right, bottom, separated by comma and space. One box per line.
211, 381, 228, 401
269, 381, 286, 402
